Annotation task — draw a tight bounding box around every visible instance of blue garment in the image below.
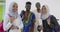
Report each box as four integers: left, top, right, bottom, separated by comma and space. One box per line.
20, 12, 35, 32
20, 13, 23, 18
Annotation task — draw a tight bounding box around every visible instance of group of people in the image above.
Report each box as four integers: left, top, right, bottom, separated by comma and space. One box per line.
3, 1, 60, 32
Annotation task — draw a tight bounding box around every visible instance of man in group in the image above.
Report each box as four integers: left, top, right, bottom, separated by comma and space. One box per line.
32, 2, 43, 32
20, 2, 36, 32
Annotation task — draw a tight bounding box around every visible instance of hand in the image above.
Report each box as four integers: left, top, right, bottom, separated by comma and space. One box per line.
47, 18, 50, 25
40, 25, 44, 30
21, 29, 23, 32
11, 25, 19, 29
38, 25, 44, 30
10, 17, 15, 23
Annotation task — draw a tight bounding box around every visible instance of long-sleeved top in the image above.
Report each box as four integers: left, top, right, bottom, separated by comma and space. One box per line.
32, 10, 43, 32
42, 15, 59, 32
3, 14, 23, 32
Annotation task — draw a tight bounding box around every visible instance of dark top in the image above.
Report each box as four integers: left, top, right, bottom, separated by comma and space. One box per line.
42, 15, 60, 32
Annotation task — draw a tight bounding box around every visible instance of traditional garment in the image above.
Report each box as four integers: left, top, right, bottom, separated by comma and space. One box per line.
20, 12, 35, 32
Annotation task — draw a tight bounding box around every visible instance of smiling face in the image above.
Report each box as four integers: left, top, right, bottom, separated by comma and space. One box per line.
25, 4, 31, 11
12, 3, 18, 12
25, 2, 31, 12
42, 5, 47, 14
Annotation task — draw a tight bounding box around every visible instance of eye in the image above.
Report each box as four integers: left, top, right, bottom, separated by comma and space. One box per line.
16, 6, 18, 8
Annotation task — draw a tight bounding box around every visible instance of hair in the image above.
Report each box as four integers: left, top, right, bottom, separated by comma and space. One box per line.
42, 5, 46, 8
13, 3, 18, 6
36, 2, 40, 5
42, 5, 49, 12
36, 2, 40, 6
42, 5, 46, 10
26, 1, 31, 5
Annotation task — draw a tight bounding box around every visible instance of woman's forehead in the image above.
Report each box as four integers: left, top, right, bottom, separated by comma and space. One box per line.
42, 7, 46, 10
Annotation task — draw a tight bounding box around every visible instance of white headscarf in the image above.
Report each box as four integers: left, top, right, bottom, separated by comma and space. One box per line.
9, 2, 18, 18
41, 5, 50, 20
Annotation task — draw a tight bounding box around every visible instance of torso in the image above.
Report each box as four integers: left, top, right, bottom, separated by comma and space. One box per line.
32, 10, 42, 32
8, 14, 22, 32
42, 16, 52, 32
22, 12, 34, 32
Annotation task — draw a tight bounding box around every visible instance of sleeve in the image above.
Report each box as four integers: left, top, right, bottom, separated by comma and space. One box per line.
17, 16, 23, 29
38, 19, 43, 25
49, 23, 55, 29
3, 15, 12, 31
18, 21, 23, 30
49, 15, 59, 30
30, 13, 36, 32
32, 13, 36, 19
20, 13, 23, 18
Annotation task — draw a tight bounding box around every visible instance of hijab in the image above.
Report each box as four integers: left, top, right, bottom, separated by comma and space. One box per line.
41, 5, 50, 20
8, 2, 18, 18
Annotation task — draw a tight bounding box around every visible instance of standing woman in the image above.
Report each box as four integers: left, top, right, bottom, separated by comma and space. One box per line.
3, 2, 23, 32
41, 5, 60, 32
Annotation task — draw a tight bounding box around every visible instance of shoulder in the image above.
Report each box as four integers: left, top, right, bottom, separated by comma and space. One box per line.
3, 14, 10, 22
50, 15, 56, 19
30, 12, 36, 19
31, 12, 35, 16
5, 14, 10, 19
31, 10, 36, 13
50, 15, 57, 21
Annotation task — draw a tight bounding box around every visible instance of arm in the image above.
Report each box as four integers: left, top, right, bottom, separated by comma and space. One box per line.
51, 16, 59, 30
15, 16, 23, 30
29, 19, 36, 32
18, 20, 23, 30
47, 15, 59, 30
38, 19, 43, 30
29, 13, 36, 32
16, 17, 23, 32
3, 15, 12, 31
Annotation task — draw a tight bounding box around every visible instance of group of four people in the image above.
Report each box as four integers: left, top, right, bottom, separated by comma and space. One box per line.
3, 1, 60, 32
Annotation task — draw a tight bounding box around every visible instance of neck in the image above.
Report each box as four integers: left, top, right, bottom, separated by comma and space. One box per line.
37, 8, 40, 13
26, 10, 30, 13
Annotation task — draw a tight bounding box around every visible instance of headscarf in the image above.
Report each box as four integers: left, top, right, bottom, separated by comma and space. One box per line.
8, 2, 18, 18
41, 5, 50, 20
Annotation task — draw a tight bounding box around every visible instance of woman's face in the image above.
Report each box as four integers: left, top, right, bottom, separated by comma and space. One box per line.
42, 6, 47, 14
12, 3, 18, 12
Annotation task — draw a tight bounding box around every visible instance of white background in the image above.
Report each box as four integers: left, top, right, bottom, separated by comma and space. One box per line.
5, 0, 60, 24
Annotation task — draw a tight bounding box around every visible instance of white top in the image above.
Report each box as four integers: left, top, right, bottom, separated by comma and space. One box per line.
32, 10, 43, 32
3, 14, 23, 32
